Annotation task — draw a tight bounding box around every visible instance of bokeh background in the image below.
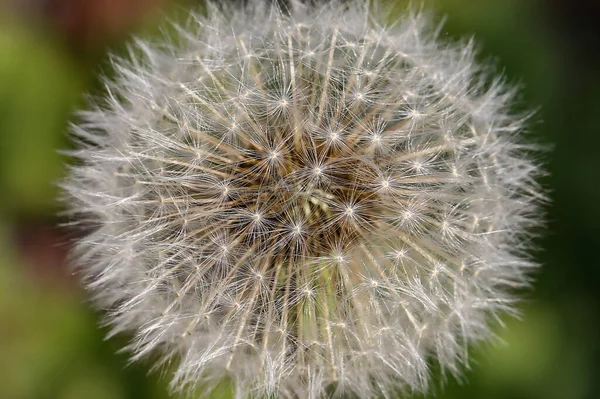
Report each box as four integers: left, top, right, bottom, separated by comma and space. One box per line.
0, 0, 598, 398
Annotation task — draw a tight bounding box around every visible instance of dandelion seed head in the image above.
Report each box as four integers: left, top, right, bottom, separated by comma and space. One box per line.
62, 1, 544, 398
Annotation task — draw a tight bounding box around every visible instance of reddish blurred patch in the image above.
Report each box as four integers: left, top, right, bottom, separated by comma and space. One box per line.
49, 0, 164, 44
8, 0, 165, 49
14, 223, 76, 287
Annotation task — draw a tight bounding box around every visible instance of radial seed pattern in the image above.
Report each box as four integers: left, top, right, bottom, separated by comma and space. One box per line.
63, 1, 543, 398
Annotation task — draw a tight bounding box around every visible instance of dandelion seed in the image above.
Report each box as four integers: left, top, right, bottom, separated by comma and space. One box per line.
62, 1, 545, 398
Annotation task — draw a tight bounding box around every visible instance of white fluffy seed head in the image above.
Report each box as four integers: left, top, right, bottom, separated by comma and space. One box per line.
62, 1, 544, 397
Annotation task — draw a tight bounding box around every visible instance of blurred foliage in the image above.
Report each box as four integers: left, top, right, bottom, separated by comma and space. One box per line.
0, 0, 598, 398
0, 18, 82, 217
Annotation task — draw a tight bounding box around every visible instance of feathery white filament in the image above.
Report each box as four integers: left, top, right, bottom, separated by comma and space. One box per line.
62, 1, 543, 398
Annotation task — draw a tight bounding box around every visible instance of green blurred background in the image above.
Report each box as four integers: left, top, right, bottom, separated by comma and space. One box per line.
0, 0, 598, 398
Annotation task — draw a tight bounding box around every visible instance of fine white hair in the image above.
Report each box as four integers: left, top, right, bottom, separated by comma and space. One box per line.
62, 1, 544, 397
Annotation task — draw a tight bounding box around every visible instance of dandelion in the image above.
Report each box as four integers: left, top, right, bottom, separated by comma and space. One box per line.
62, 1, 544, 398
